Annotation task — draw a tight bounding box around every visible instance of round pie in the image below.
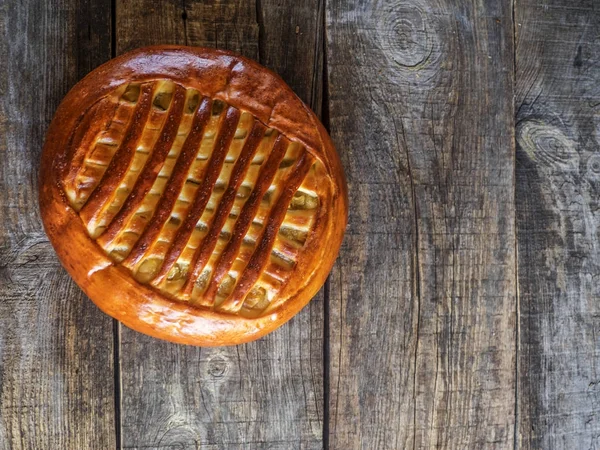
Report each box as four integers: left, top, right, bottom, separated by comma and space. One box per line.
39, 46, 347, 346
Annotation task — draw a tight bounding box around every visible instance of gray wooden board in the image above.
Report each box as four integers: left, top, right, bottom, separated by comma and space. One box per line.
0, 0, 116, 449
2, 0, 600, 448
325, 0, 517, 448
115, 0, 324, 448
515, 1, 600, 448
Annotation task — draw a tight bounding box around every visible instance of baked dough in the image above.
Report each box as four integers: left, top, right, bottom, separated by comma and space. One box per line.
40, 46, 347, 346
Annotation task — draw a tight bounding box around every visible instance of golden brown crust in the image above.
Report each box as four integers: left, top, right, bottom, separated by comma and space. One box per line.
99, 84, 187, 247
182, 120, 267, 298
123, 96, 214, 267
202, 135, 289, 304
152, 106, 242, 285
222, 151, 314, 313
39, 45, 347, 346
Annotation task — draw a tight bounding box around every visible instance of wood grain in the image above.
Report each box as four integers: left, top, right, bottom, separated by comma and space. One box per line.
0, 0, 115, 448
515, 1, 600, 448
116, 0, 324, 448
326, 0, 517, 448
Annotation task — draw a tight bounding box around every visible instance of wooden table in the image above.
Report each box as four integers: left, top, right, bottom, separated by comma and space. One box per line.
1, 0, 598, 448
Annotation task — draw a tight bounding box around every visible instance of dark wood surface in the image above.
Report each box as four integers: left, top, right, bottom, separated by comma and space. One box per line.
0, 0, 597, 449
326, 0, 516, 448
515, 1, 600, 448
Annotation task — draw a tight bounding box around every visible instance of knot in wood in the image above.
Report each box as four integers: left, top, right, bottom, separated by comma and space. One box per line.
207, 355, 229, 378
587, 154, 600, 175
516, 119, 579, 171
157, 425, 199, 448
377, 1, 439, 75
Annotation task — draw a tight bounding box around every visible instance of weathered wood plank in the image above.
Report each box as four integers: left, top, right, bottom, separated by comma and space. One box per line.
116, 1, 324, 448
0, 1, 116, 449
326, 0, 517, 448
515, 1, 600, 448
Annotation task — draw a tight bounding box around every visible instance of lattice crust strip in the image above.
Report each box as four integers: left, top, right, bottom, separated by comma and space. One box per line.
62, 80, 321, 318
